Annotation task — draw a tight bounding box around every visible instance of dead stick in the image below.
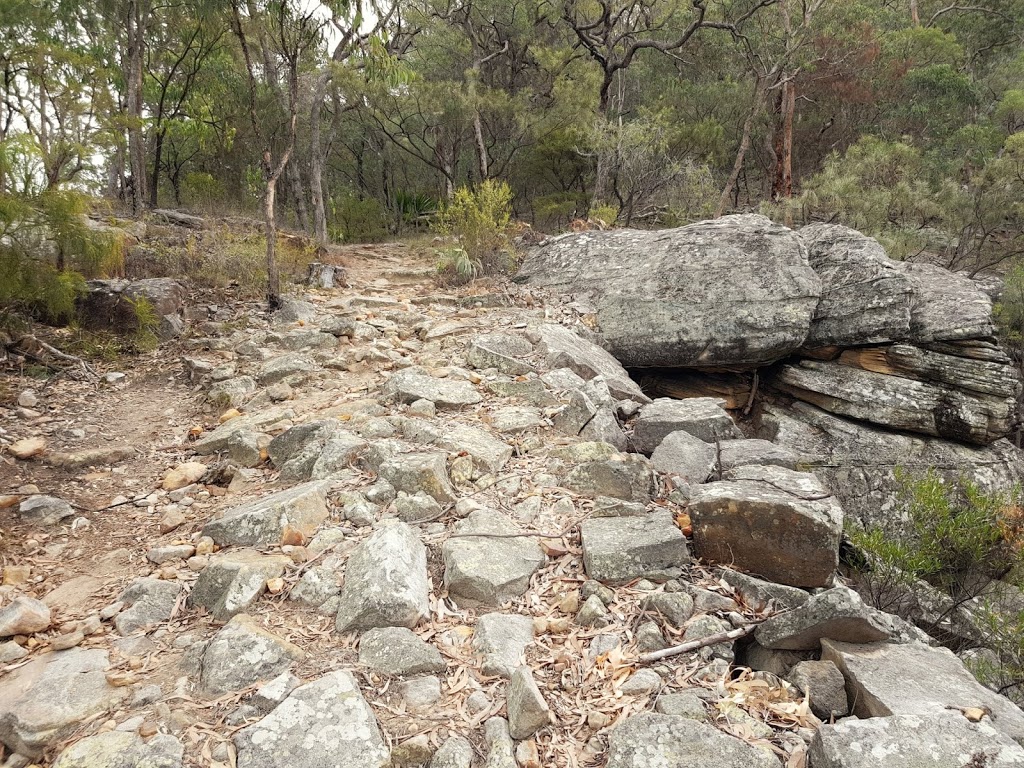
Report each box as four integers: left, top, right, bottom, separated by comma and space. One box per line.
638, 623, 758, 663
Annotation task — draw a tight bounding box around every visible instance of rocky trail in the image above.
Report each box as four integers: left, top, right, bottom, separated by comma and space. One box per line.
1, 220, 1024, 768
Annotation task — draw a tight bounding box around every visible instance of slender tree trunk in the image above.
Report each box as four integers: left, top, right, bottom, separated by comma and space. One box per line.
286, 158, 310, 232
716, 78, 767, 218
592, 76, 614, 205
264, 174, 280, 306
771, 77, 796, 210
149, 127, 165, 208
473, 111, 489, 181
126, 0, 149, 216
910, 0, 920, 25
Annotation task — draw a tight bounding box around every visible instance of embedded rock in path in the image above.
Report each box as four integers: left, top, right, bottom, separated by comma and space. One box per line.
191, 407, 295, 454
289, 566, 339, 608
810, 712, 1024, 767
162, 461, 207, 491
581, 512, 689, 584
761, 401, 1023, 530
632, 397, 741, 454
606, 712, 781, 768
78, 277, 186, 339
507, 667, 550, 740
519, 215, 820, 370
796, 223, 912, 348
0, 648, 127, 757
755, 587, 889, 650
201, 480, 330, 547
268, 420, 339, 479
0, 595, 51, 637
208, 376, 257, 408
358, 627, 445, 676
439, 423, 514, 474
467, 333, 535, 375
383, 370, 482, 409
198, 614, 303, 696
188, 550, 290, 621
18, 495, 75, 526
562, 454, 657, 503
258, 353, 318, 385
442, 510, 545, 605
533, 324, 650, 403
482, 717, 517, 768
689, 465, 842, 588
336, 521, 429, 633
379, 452, 457, 505
234, 670, 390, 768
310, 433, 369, 479
771, 356, 1016, 445
821, 638, 1024, 744
114, 578, 181, 635
473, 613, 535, 678
649, 430, 717, 483
52, 730, 184, 768
431, 736, 473, 768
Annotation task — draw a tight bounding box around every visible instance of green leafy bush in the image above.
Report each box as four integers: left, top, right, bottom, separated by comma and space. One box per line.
330, 193, 389, 243
434, 180, 515, 277
435, 245, 481, 286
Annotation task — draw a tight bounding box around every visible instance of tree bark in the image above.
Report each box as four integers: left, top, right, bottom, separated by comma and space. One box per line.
126, 0, 149, 216
286, 157, 310, 232
716, 78, 767, 218
149, 127, 165, 208
910, 0, 920, 25
771, 77, 796, 213
264, 171, 280, 306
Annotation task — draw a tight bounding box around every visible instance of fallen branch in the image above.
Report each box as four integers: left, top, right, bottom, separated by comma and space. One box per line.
638, 622, 759, 663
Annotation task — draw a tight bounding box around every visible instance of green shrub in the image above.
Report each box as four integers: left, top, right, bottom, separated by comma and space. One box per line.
434, 246, 481, 286
434, 180, 515, 277
330, 193, 389, 243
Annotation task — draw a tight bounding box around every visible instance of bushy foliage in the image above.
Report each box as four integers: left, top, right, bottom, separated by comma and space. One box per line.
434, 180, 515, 277
330, 193, 389, 243
434, 245, 481, 286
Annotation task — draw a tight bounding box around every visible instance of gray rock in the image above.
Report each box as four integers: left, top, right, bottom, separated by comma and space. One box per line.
415, 421, 514, 475
562, 454, 657, 502
591, 495, 649, 517
620, 668, 662, 695
897, 261, 995, 342
115, 578, 181, 635
52, 731, 184, 768
198, 614, 303, 696
577, 594, 612, 627
467, 333, 534, 375
642, 592, 694, 627
442, 510, 545, 605
689, 465, 843, 588
717, 439, 800, 473
486, 379, 555, 406
549, 441, 621, 463
379, 452, 457, 504
473, 613, 535, 677
430, 735, 473, 768
209, 375, 256, 408
649, 430, 717, 483
395, 491, 443, 523
606, 712, 781, 768
491, 406, 544, 434
821, 638, 1024, 744
715, 569, 810, 612
684, 615, 734, 662
268, 419, 337, 468
201, 480, 330, 547
274, 297, 316, 324
740, 640, 810, 678
191, 406, 295, 454
636, 621, 666, 651
810, 712, 1024, 768
234, 670, 389, 768
146, 544, 195, 564
279, 329, 336, 351
18, 495, 75, 526
633, 397, 741, 454
755, 587, 890, 650
289, 566, 340, 608
540, 367, 587, 392
0, 648, 127, 757
359, 627, 445, 675
0, 641, 28, 662
507, 667, 550, 739
400, 676, 442, 710
519, 215, 820, 370
654, 691, 706, 720
581, 512, 689, 584
786, 660, 848, 719
251, 671, 302, 713
0, 595, 51, 637
226, 430, 263, 468
336, 521, 430, 633
483, 717, 516, 768
533, 324, 649, 403
384, 370, 482, 409
580, 406, 628, 450
188, 550, 290, 621
553, 390, 598, 436
797, 223, 912, 347
259, 353, 317, 385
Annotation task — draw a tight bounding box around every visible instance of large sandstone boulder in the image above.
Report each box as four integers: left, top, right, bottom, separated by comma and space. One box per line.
606, 713, 781, 768
78, 278, 186, 339
517, 215, 821, 369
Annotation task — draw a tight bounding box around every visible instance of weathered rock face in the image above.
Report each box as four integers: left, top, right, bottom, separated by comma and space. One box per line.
198, 614, 303, 696
689, 466, 843, 588
201, 480, 330, 547
78, 278, 187, 339
518, 215, 821, 369
606, 713, 781, 768
533, 324, 650, 403
52, 731, 184, 768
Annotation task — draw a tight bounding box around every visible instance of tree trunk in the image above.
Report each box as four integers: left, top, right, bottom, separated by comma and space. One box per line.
716, 78, 767, 218
473, 110, 489, 181
910, 0, 920, 25
592, 76, 614, 205
149, 127, 165, 209
264, 175, 280, 307
126, 0, 148, 216
286, 158, 310, 233
771, 77, 796, 211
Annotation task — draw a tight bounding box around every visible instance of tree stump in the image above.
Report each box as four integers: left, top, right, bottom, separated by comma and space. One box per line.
307, 262, 346, 289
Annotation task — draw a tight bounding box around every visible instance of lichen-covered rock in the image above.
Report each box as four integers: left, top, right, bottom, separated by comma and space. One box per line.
716, 439, 800, 473
473, 613, 534, 678
606, 712, 781, 768
467, 333, 535, 375
506, 667, 550, 739
52, 731, 184, 768
518, 215, 820, 370
689, 465, 842, 588
786, 660, 848, 719
383, 370, 482, 409
533, 323, 650, 403
0, 595, 51, 637
633, 397, 741, 454
649, 430, 717, 483
358, 627, 445, 676
18, 495, 75, 526
379, 452, 457, 505
188, 550, 290, 621
234, 670, 389, 768
201, 480, 330, 547
198, 614, 303, 696
562, 454, 657, 503
756, 587, 889, 650
581, 512, 689, 584
114, 578, 181, 635
335, 521, 430, 633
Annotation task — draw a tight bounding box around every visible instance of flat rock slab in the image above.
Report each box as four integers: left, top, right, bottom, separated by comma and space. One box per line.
115, 578, 182, 635
649, 430, 716, 483
467, 333, 535, 375
358, 627, 445, 676
897, 261, 995, 342
192, 407, 295, 454
581, 512, 689, 584
689, 465, 843, 588
606, 712, 781, 768
717, 439, 800, 473
821, 639, 1024, 745
198, 614, 303, 696
379, 452, 457, 504
533, 324, 649, 403
383, 370, 482, 409
202, 480, 330, 547
519, 215, 820, 370
437, 423, 513, 474
755, 587, 889, 650
18, 495, 75, 526
336, 521, 430, 633
473, 613, 535, 678
0, 648, 127, 757
633, 397, 741, 454
189, 550, 291, 621
810, 712, 1024, 767
52, 730, 183, 768
443, 510, 546, 605
234, 670, 390, 768
562, 454, 657, 503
